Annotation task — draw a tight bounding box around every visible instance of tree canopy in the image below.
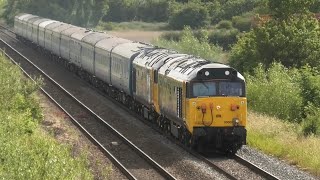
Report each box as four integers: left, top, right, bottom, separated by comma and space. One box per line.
230, 0, 320, 72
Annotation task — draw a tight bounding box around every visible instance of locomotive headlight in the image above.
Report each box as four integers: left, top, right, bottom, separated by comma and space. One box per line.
205, 71, 210, 76
225, 71, 230, 76
232, 118, 240, 126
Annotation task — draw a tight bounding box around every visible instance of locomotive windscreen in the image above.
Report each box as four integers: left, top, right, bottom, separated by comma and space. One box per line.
189, 81, 245, 97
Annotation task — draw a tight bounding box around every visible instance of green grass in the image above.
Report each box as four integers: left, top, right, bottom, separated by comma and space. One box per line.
0, 52, 94, 179
247, 111, 320, 176
96, 21, 169, 31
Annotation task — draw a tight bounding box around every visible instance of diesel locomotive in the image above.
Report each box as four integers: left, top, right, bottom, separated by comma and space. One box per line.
14, 13, 247, 153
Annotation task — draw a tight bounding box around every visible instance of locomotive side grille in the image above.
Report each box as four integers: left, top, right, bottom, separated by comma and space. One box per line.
176, 87, 183, 118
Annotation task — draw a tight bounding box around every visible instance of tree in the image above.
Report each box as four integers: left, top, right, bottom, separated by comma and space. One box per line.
229, 0, 320, 73
268, 0, 315, 20
169, 2, 210, 29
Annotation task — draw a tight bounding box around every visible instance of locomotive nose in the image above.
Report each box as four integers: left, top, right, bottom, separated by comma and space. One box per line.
193, 97, 246, 127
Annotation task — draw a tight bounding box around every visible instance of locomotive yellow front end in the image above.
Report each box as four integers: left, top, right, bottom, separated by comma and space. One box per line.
185, 68, 247, 153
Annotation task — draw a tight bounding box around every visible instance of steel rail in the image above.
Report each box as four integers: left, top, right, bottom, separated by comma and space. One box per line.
1, 24, 279, 180
0, 36, 177, 180
234, 155, 279, 180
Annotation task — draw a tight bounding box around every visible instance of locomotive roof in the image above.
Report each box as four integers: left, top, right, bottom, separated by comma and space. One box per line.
81, 32, 113, 46
38, 20, 58, 29
112, 42, 152, 59
95, 37, 131, 51
133, 48, 178, 69
158, 55, 234, 81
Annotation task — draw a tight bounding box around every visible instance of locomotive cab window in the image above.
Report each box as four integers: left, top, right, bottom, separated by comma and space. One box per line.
189, 81, 245, 98
219, 82, 243, 96
192, 82, 217, 97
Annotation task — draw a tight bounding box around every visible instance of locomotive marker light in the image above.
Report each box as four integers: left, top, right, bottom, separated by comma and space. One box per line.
225, 70, 230, 76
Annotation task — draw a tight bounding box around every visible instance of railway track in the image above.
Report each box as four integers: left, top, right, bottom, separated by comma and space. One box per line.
0, 30, 176, 180
0, 25, 280, 180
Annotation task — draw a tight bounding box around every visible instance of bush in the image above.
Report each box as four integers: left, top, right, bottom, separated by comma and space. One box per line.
209, 28, 239, 50
232, 15, 252, 32
299, 66, 320, 107
302, 103, 320, 135
160, 31, 182, 41
246, 63, 303, 122
153, 27, 223, 62
169, 3, 210, 29
216, 20, 233, 29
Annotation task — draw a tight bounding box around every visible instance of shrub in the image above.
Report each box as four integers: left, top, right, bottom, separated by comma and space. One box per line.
169, 3, 210, 29
299, 66, 320, 107
160, 31, 182, 41
209, 28, 239, 50
216, 20, 233, 29
246, 63, 303, 122
302, 103, 320, 135
232, 15, 252, 32
153, 27, 223, 62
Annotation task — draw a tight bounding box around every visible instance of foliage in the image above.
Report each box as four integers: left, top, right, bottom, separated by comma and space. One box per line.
219, 0, 261, 20
153, 27, 223, 62
169, 2, 210, 29
246, 63, 303, 122
268, 0, 315, 20
298, 66, 320, 107
230, 15, 320, 73
3, 0, 109, 26
96, 21, 168, 31
216, 20, 233, 29
0, 53, 93, 179
232, 14, 253, 32
209, 28, 239, 50
303, 103, 320, 135
103, 0, 171, 22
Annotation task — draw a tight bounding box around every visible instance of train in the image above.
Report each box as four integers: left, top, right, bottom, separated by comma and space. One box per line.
14, 13, 247, 154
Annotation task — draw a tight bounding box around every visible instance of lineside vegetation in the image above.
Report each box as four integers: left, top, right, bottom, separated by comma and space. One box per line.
153, 0, 320, 175
0, 52, 93, 179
